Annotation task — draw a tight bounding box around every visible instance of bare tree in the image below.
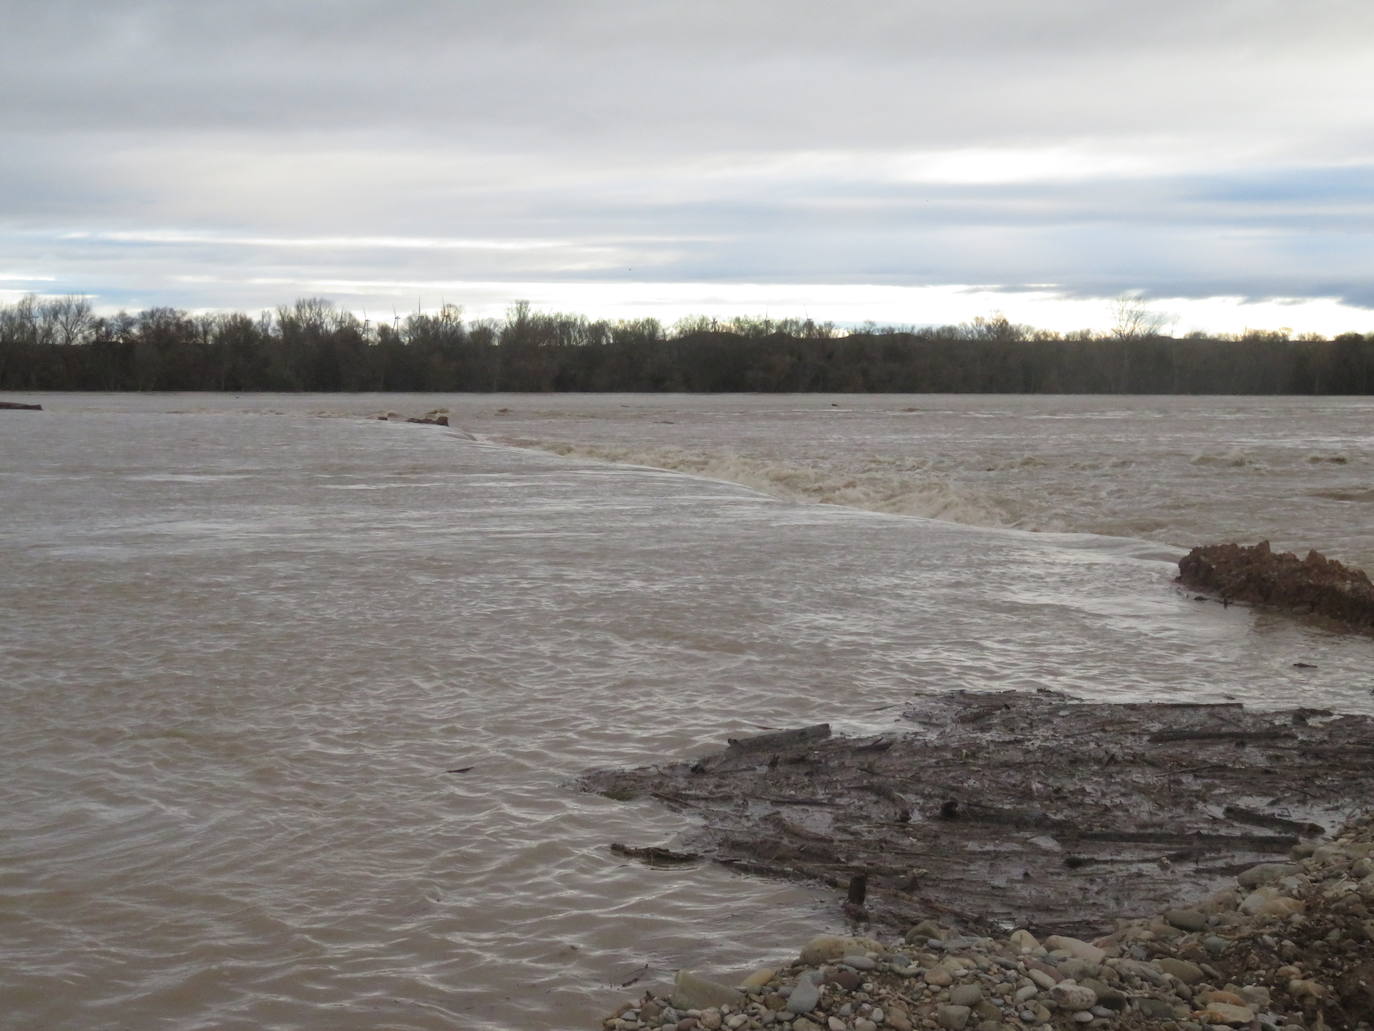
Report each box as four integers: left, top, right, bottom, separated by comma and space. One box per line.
1110, 295, 1169, 340
41, 294, 96, 346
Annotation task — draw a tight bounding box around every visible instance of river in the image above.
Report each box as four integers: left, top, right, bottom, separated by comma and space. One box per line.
2, 392, 1371, 1030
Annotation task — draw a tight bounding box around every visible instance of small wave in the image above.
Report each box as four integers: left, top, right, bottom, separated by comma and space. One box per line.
126, 473, 254, 483
514, 441, 1022, 529
1311, 487, 1374, 503
1189, 451, 1254, 468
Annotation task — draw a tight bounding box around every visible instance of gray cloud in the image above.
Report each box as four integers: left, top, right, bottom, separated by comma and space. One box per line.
2, 1, 1373, 325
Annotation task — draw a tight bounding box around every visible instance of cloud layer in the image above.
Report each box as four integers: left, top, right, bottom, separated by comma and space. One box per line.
3, 0, 1372, 332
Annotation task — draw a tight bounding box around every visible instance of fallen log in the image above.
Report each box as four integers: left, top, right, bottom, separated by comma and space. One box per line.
1149, 729, 1296, 744
609, 843, 700, 866
1070, 829, 1295, 850
0, 401, 42, 410
1223, 804, 1324, 836
726, 723, 830, 753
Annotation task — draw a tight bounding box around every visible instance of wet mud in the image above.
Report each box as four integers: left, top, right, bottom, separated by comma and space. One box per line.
581, 691, 1374, 940
1178, 539, 1374, 634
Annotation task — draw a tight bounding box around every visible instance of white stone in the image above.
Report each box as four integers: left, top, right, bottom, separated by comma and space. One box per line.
1049, 982, 1097, 1010
786, 972, 822, 1014
672, 971, 744, 1012
1027, 968, 1057, 990
1044, 935, 1106, 965
1197, 1001, 1255, 1025
799, 936, 885, 966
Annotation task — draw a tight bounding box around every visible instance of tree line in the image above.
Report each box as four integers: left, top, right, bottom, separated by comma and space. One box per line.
2, 294, 1373, 394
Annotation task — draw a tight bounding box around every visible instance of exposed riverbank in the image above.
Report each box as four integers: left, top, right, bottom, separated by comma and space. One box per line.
583, 692, 1374, 939
587, 690, 1374, 1029
602, 812, 1374, 1029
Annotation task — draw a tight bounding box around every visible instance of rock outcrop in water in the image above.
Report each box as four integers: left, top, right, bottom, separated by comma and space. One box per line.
1177, 540, 1374, 633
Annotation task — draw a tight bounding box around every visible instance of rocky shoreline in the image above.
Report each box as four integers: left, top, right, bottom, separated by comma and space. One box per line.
592, 547, 1374, 1030
603, 814, 1374, 1030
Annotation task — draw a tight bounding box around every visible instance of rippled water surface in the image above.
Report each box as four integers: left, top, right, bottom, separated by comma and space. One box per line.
3, 393, 1372, 1030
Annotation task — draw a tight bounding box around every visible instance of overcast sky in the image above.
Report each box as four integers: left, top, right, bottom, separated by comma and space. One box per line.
3, 0, 1372, 334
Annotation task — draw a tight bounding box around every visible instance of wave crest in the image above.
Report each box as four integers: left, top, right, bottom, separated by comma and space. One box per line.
518, 441, 1023, 529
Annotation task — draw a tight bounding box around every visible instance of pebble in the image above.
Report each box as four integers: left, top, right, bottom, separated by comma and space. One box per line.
947, 984, 982, 1007
673, 970, 744, 1011
1164, 908, 1207, 931
786, 973, 821, 1014
1238, 862, 1300, 888
1155, 957, 1205, 984
602, 814, 1374, 1031
1196, 1001, 1254, 1025
1202, 934, 1230, 956
1044, 935, 1106, 965
935, 1004, 970, 1030
828, 970, 861, 991
800, 937, 884, 967
1027, 968, 1057, 990
1048, 982, 1096, 1010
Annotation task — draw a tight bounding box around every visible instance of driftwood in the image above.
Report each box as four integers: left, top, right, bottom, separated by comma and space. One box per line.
1223, 804, 1324, 836
726, 723, 830, 753
609, 843, 700, 866
1067, 830, 1296, 850
581, 691, 1374, 938
1148, 729, 1296, 744
0, 401, 41, 411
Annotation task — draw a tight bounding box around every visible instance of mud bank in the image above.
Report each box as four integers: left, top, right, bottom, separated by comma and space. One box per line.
581, 691, 1374, 939
1178, 541, 1374, 634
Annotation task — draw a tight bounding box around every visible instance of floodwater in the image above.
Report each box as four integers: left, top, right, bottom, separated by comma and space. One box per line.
3, 392, 1372, 1030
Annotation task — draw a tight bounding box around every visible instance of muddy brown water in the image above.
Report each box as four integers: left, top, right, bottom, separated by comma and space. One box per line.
7, 393, 1374, 1030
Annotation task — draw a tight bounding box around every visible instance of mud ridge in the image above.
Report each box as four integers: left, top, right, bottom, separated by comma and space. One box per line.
1177, 540, 1374, 634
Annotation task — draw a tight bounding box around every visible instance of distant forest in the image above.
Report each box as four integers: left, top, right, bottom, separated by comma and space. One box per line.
3, 294, 1374, 394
